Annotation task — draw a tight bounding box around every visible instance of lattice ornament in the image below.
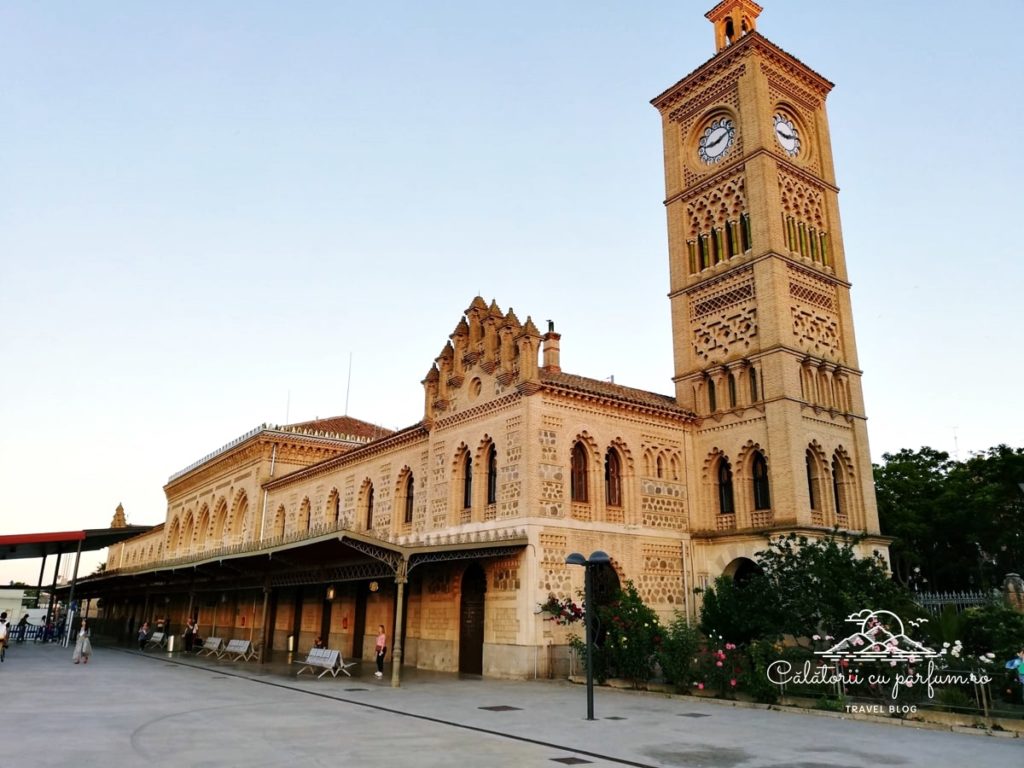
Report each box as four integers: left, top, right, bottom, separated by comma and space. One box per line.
686, 172, 747, 237
791, 307, 840, 357
778, 170, 825, 229
690, 271, 758, 363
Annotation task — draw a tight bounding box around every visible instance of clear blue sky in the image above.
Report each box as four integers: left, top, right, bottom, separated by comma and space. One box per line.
2, 1, 1021, 583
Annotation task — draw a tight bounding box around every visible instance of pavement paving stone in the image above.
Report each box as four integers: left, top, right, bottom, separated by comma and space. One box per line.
0, 641, 1020, 767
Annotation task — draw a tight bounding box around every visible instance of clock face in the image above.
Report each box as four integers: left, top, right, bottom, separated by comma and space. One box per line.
773, 113, 800, 157
698, 117, 735, 164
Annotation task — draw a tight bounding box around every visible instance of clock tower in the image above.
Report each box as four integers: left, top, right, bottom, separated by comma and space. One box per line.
652, 2, 882, 558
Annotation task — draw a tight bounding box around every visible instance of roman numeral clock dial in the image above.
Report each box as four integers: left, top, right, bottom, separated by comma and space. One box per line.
773, 113, 800, 157
697, 117, 735, 164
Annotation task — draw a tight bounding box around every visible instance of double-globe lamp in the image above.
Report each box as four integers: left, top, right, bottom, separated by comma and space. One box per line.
564, 550, 611, 721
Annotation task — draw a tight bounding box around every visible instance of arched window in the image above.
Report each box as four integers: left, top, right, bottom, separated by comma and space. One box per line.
806, 451, 819, 511
272, 506, 285, 539
404, 474, 415, 525
708, 379, 717, 412
330, 491, 341, 526
749, 367, 758, 403
728, 373, 737, 408
605, 449, 623, 508
366, 484, 375, 530
752, 452, 771, 510
486, 443, 498, 505
832, 456, 847, 520
718, 459, 735, 514
462, 454, 473, 510
298, 498, 311, 533
571, 442, 589, 503
231, 492, 249, 541
656, 454, 664, 479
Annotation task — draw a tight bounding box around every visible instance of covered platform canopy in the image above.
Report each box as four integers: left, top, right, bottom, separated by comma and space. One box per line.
0, 525, 155, 621
0, 526, 154, 561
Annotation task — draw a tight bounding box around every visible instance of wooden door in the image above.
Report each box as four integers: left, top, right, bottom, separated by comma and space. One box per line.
458, 563, 486, 675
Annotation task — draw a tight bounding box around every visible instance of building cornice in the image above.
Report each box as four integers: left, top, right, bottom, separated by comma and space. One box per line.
652, 32, 833, 112
263, 424, 430, 490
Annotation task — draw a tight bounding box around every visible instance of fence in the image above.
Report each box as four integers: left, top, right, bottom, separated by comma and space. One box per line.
911, 590, 996, 615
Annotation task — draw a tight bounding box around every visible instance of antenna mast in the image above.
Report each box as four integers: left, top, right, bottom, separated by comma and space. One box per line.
344, 352, 353, 416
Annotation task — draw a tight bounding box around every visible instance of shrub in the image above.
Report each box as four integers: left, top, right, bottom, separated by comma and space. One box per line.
959, 603, 1024, 662
693, 634, 744, 698
656, 613, 701, 691
595, 581, 662, 687
745, 639, 781, 704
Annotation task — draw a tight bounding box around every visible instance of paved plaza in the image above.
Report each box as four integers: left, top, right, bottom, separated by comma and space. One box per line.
0, 640, 1020, 767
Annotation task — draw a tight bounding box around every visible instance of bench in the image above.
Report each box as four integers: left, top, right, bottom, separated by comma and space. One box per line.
144, 632, 166, 650
219, 638, 257, 662
198, 636, 223, 657
294, 647, 357, 679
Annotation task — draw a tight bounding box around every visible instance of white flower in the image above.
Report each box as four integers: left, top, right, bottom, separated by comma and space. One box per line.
942, 642, 950, 648
813, 634, 821, 641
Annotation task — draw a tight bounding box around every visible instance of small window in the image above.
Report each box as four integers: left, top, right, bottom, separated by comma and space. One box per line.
832, 456, 845, 517
404, 475, 415, 525
749, 367, 758, 403
571, 443, 589, 503
366, 485, 375, 530
462, 454, 473, 510
708, 379, 717, 412
752, 452, 771, 510
806, 452, 818, 511
718, 459, 735, 514
728, 373, 737, 408
605, 449, 623, 508
486, 444, 498, 505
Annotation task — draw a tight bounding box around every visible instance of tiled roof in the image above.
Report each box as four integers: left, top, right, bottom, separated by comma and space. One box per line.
539, 371, 694, 416
284, 415, 393, 441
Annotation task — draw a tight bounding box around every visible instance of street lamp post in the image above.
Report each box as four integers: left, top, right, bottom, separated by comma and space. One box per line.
565, 550, 611, 721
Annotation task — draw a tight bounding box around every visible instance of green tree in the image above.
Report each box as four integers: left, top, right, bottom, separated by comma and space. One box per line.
875, 445, 1024, 590
873, 447, 954, 586
699, 531, 917, 645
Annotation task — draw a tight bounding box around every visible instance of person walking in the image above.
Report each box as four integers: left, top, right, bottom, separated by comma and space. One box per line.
0, 612, 9, 662
182, 618, 196, 653
72, 619, 92, 664
16, 614, 28, 644
374, 624, 387, 678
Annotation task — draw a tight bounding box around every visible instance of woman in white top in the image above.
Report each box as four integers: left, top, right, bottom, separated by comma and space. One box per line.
72, 619, 92, 664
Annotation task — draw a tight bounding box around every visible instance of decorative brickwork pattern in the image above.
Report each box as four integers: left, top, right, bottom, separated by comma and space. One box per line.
538, 532, 573, 596
685, 172, 748, 239
789, 265, 840, 357
689, 268, 758, 362
640, 479, 688, 531
491, 559, 521, 591
490, 606, 519, 645
779, 170, 825, 229
667, 64, 746, 187
639, 544, 685, 607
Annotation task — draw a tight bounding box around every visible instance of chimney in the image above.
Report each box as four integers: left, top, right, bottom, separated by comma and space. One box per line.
542, 320, 561, 373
